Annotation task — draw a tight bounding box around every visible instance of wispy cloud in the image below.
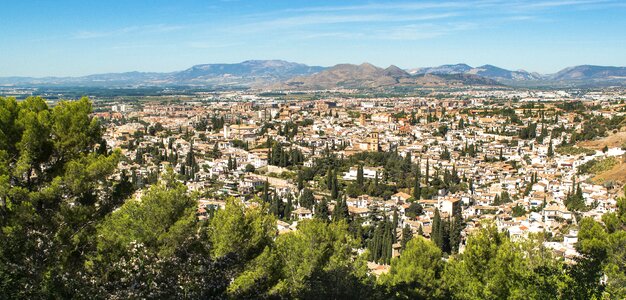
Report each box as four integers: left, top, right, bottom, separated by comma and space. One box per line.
376, 22, 479, 40
187, 41, 244, 49
73, 24, 185, 39
218, 0, 622, 40
519, 0, 612, 9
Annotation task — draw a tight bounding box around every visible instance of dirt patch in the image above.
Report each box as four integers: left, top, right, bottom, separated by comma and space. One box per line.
579, 131, 626, 150
592, 155, 626, 186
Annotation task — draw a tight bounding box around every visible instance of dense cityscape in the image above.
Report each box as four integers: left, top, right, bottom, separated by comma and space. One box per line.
2, 0, 626, 299
2, 84, 625, 298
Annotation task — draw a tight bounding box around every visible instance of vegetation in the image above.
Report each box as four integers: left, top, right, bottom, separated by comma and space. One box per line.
578, 156, 619, 175
1, 97, 625, 299
556, 145, 596, 156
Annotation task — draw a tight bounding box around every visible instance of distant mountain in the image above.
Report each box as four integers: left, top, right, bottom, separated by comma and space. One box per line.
280, 63, 499, 89
0, 60, 325, 87
1, 61, 625, 89
408, 63, 473, 75
408, 63, 626, 87
549, 65, 626, 81
174, 60, 325, 83
410, 64, 541, 81
467, 65, 541, 81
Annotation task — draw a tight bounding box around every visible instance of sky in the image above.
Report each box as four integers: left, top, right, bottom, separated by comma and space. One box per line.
1, 0, 625, 77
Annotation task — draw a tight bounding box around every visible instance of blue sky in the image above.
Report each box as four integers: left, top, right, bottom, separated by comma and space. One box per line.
1, 0, 625, 77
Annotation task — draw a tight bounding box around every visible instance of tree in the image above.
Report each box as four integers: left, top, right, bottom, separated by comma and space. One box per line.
332, 196, 350, 223
296, 171, 304, 190
330, 168, 340, 200
84, 174, 230, 298
236, 220, 372, 299
208, 198, 275, 264
0, 97, 129, 298
405, 202, 423, 219
262, 179, 271, 203
449, 212, 463, 253
299, 188, 315, 209
210, 142, 221, 159
412, 167, 421, 200
356, 164, 364, 186
568, 217, 609, 299
432, 209, 443, 249
547, 139, 554, 157
444, 222, 571, 299
283, 194, 293, 221
314, 198, 329, 221
379, 237, 446, 299
245, 163, 255, 173
401, 225, 413, 250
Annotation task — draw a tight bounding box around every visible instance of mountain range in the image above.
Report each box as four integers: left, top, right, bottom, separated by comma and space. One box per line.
1, 60, 625, 89
279, 63, 500, 89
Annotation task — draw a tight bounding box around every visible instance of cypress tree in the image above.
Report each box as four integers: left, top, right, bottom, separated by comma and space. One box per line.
450, 211, 463, 253
326, 168, 333, 190
331, 169, 339, 199
315, 198, 329, 221
283, 194, 293, 220
392, 208, 399, 243
432, 208, 442, 249
412, 168, 421, 200
297, 172, 304, 190
425, 158, 430, 185
401, 224, 413, 250
441, 218, 451, 254
262, 179, 270, 203
547, 139, 554, 157
356, 164, 364, 186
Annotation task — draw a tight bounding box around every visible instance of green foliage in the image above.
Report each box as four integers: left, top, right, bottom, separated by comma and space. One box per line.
379, 237, 446, 299
405, 202, 423, 218
299, 188, 315, 209
577, 156, 618, 175
95, 176, 196, 258
555, 145, 595, 156
444, 223, 571, 299
2, 96, 622, 299
208, 198, 276, 261
0, 96, 132, 298
229, 219, 373, 299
